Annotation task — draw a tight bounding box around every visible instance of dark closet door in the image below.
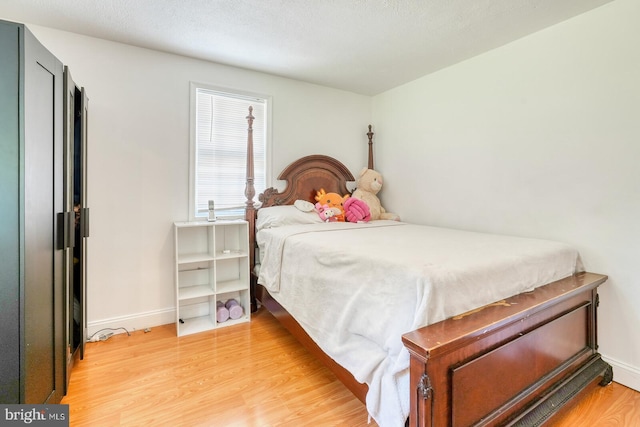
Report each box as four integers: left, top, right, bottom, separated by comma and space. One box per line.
78, 87, 89, 360
23, 26, 65, 405
62, 67, 89, 380
63, 66, 77, 388
0, 20, 22, 404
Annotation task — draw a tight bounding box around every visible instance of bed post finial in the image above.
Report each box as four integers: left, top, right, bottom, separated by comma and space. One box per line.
367, 124, 374, 169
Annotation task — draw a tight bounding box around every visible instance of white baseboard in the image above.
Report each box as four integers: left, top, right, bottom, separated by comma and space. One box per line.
602, 354, 640, 392
87, 308, 175, 339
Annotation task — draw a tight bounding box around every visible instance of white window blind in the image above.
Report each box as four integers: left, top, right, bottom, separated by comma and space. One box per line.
192, 86, 267, 219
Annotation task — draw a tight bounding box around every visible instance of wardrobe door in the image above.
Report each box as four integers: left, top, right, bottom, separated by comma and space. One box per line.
63, 66, 89, 371
23, 26, 65, 405
0, 20, 21, 405
78, 87, 89, 360
63, 66, 77, 388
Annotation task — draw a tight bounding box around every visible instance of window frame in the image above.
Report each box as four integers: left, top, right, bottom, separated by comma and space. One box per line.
188, 82, 271, 221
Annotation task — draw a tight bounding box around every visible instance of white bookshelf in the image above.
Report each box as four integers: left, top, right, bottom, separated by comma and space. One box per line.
174, 220, 250, 336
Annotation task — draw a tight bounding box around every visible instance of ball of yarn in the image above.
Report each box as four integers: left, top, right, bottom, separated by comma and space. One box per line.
344, 197, 371, 222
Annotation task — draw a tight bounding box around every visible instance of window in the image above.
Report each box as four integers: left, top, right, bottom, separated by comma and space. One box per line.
190, 83, 269, 220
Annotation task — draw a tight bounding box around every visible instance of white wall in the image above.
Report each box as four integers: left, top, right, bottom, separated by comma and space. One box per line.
20, 25, 372, 334
373, 0, 640, 391
8, 0, 638, 393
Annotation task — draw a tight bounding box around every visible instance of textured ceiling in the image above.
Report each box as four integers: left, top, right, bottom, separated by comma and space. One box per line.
0, 0, 615, 95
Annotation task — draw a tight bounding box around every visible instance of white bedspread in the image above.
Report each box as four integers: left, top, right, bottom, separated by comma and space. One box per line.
257, 221, 583, 427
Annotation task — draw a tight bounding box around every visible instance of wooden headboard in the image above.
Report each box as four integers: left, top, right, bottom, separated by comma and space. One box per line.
259, 155, 354, 208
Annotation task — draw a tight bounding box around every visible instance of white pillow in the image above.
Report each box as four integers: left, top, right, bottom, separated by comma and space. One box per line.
256, 205, 322, 231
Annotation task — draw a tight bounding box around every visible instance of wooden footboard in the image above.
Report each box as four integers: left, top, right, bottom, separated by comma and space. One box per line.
402, 272, 612, 427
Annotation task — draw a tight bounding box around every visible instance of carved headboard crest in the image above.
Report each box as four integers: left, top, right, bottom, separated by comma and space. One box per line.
259, 154, 355, 208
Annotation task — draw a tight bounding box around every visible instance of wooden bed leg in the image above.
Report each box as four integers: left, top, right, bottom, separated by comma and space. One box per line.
600, 363, 614, 386
250, 275, 258, 313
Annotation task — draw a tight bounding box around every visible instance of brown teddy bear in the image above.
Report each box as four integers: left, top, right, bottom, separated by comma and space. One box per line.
351, 168, 399, 221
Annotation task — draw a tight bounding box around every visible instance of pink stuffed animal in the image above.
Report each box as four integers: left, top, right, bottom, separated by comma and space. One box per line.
344, 197, 371, 222
315, 203, 342, 222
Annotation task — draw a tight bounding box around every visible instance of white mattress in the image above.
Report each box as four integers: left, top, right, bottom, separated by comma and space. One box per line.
256, 221, 583, 427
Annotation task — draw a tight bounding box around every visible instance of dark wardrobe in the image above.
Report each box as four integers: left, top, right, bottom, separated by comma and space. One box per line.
0, 20, 89, 404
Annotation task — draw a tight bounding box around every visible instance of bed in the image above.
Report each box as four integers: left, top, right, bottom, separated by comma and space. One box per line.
242, 109, 612, 426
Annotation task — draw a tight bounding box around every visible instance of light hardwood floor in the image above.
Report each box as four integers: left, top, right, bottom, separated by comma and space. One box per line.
63, 308, 640, 426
